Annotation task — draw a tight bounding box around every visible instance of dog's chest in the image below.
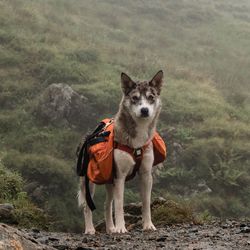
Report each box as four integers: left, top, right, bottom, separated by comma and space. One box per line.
131, 123, 149, 148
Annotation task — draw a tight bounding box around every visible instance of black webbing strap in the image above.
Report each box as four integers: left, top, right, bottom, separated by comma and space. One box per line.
88, 131, 111, 146
76, 120, 113, 211
85, 174, 96, 211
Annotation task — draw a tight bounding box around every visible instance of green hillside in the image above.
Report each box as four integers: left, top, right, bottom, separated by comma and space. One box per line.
0, 0, 250, 231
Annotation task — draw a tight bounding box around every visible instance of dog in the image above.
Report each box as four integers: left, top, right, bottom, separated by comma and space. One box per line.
78, 70, 164, 234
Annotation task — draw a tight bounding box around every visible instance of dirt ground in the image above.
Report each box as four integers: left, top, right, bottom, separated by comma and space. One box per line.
16, 220, 250, 250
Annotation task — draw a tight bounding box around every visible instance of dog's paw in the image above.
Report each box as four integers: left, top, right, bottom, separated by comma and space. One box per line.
106, 226, 116, 234
143, 222, 156, 231
85, 228, 96, 235
114, 225, 128, 233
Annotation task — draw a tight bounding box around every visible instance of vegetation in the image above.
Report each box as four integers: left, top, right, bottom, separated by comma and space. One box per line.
0, 0, 249, 231
0, 162, 48, 228
152, 199, 197, 226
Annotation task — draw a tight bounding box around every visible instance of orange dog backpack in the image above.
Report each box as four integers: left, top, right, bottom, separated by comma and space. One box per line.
76, 118, 167, 210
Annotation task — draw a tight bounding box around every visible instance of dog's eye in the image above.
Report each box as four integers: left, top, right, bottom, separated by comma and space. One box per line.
132, 96, 139, 102
148, 95, 154, 101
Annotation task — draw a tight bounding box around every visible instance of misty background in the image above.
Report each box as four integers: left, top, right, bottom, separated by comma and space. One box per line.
0, 0, 249, 232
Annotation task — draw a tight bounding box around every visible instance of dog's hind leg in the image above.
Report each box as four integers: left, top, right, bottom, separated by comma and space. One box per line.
78, 177, 96, 234
105, 184, 115, 233
138, 143, 156, 231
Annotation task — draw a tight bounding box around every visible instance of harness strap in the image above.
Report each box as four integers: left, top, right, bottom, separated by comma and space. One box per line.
114, 140, 151, 181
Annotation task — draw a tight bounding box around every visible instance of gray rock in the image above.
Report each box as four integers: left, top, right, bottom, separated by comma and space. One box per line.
124, 202, 142, 216
0, 223, 54, 250
240, 226, 250, 233
0, 203, 14, 215
0, 203, 15, 223
34, 83, 93, 128
197, 180, 212, 193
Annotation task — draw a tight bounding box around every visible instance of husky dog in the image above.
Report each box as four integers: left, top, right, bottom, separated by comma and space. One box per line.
78, 70, 164, 234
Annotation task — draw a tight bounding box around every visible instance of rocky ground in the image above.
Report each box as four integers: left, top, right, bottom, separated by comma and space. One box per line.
1, 220, 250, 250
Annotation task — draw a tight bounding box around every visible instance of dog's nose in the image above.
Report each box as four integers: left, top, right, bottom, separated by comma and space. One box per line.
141, 107, 149, 117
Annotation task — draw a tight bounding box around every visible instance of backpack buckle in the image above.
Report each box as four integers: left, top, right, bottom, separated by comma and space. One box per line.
103, 119, 114, 131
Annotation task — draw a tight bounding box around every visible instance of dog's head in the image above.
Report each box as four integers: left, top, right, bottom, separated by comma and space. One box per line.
120, 70, 163, 121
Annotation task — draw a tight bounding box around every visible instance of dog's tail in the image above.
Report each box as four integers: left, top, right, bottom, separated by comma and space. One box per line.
77, 177, 85, 207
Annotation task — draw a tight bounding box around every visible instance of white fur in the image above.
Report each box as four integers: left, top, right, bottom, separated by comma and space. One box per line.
125, 96, 160, 122
131, 120, 152, 148
78, 177, 96, 234
77, 190, 85, 208
132, 96, 154, 118
77, 177, 85, 207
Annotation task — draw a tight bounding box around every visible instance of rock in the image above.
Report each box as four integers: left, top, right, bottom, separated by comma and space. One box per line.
34, 83, 93, 128
156, 236, 167, 242
95, 220, 106, 232
0, 223, 54, 250
32, 228, 40, 233
188, 228, 198, 233
240, 226, 250, 233
151, 197, 167, 207
124, 213, 141, 226
0, 203, 14, 217
197, 180, 212, 194
0, 203, 16, 224
124, 202, 142, 216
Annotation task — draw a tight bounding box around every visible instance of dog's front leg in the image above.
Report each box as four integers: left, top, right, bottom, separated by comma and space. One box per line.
113, 149, 134, 233
113, 176, 127, 233
139, 143, 156, 231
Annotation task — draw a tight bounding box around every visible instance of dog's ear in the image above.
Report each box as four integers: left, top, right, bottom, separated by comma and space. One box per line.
121, 72, 136, 95
149, 70, 164, 94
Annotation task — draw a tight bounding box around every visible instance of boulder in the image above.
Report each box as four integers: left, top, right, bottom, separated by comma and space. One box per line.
34, 83, 93, 128
0, 223, 54, 250
0, 203, 16, 224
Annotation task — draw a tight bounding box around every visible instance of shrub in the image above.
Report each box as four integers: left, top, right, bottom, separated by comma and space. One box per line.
152, 199, 197, 225
12, 192, 49, 229
0, 162, 23, 201
3, 152, 75, 194
0, 162, 48, 229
